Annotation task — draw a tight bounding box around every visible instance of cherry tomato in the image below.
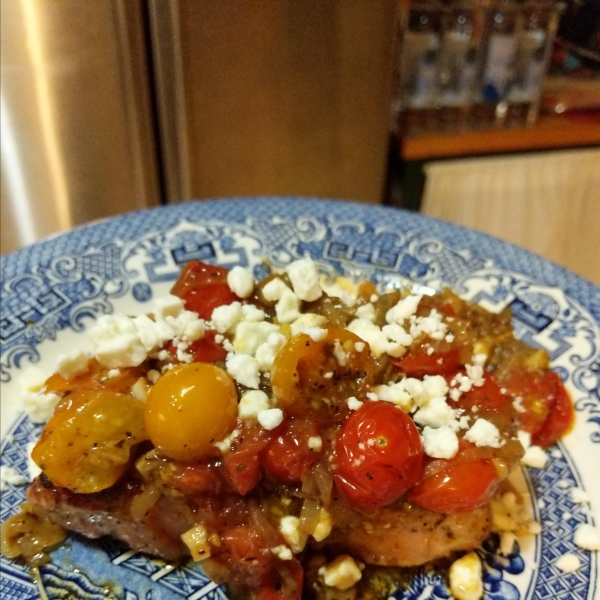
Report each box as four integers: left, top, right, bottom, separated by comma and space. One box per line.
170, 261, 237, 319
454, 373, 512, 413
271, 326, 374, 417
220, 421, 274, 495
502, 368, 574, 447
333, 402, 423, 513
145, 363, 237, 462
183, 283, 238, 320
167, 330, 227, 364
32, 389, 148, 493
394, 349, 460, 378
263, 420, 319, 484
167, 463, 225, 495
408, 459, 498, 513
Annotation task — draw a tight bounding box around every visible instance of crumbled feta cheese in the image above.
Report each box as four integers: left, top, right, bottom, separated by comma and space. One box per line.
333, 342, 347, 366
319, 276, 358, 306
512, 396, 525, 413
385, 294, 422, 324
521, 445, 548, 469
56, 349, 89, 381
275, 289, 301, 323
449, 552, 483, 600
305, 327, 328, 342
0, 466, 28, 491
131, 377, 149, 401
258, 408, 284, 430
312, 508, 333, 542
271, 545, 293, 561
227, 266, 255, 298
19, 367, 47, 393
286, 258, 322, 302
354, 342, 365, 352
147, 369, 160, 384
262, 278, 291, 302
214, 428, 241, 453
369, 384, 412, 412
570, 487, 590, 504
238, 390, 272, 419
211, 302, 244, 333
346, 318, 409, 358
308, 436, 323, 452
26, 442, 41, 480
381, 323, 413, 349
347, 397, 364, 411
290, 313, 328, 337
355, 303, 376, 321
464, 418, 502, 448
153, 294, 185, 319
421, 425, 459, 459
574, 524, 600, 551
226, 353, 260, 388
233, 321, 280, 356
557, 479, 570, 490
465, 363, 485, 387
550, 448, 562, 459
241, 304, 266, 322
414, 397, 457, 429
255, 332, 288, 371
423, 375, 449, 400
90, 316, 148, 368
410, 309, 448, 341
562, 512, 572, 521
23, 391, 61, 424
319, 555, 363, 591
280, 516, 306, 553
517, 430, 531, 451
555, 553, 581, 573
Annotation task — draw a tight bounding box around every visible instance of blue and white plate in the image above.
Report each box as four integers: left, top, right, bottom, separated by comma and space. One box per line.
1, 198, 598, 600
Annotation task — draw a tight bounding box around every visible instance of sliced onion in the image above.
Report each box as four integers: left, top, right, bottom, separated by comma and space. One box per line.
299, 498, 321, 535
130, 484, 161, 522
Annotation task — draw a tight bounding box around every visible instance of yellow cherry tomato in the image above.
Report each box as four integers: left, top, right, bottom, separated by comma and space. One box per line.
32, 389, 148, 494
271, 326, 374, 416
145, 363, 238, 462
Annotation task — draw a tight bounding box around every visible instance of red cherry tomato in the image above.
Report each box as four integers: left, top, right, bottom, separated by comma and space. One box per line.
454, 373, 512, 413
408, 459, 498, 514
220, 421, 274, 495
263, 420, 319, 484
333, 402, 423, 513
393, 349, 460, 378
171, 261, 238, 319
503, 369, 574, 447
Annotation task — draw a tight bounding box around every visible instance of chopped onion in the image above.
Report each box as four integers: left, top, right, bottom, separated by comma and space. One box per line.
130, 485, 161, 522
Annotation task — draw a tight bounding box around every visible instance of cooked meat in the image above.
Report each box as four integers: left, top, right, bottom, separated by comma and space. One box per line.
341, 502, 492, 567
26, 476, 194, 562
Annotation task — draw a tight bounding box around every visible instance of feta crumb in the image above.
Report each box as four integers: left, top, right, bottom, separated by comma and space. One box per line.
233, 321, 280, 356
562, 512, 572, 521
464, 418, 502, 448
421, 425, 459, 459
257, 408, 284, 430
355, 303, 376, 321
26, 442, 41, 480
385, 294, 422, 324
23, 391, 61, 424
275, 288, 301, 323
333, 342, 347, 366
153, 294, 185, 319
227, 266, 255, 298
570, 487, 590, 504
512, 396, 525, 413
279, 516, 306, 553
19, 367, 48, 393
305, 327, 327, 342
557, 479, 570, 489
290, 313, 328, 337
574, 524, 600, 551
214, 428, 241, 453
517, 430, 532, 451
286, 258, 322, 302
147, 369, 160, 384
308, 436, 323, 452
0, 466, 28, 491
465, 364, 485, 387
262, 277, 291, 302
449, 552, 483, 600
319, 555, 363, 591
226, 353, 260, 388
347, 397, 364, 411
211, 302, 243, 333
555, 553, 581, 573
131, 377, 149, 401
354, 341, 365, 353
238, 390, 272, 419
413, 397, 457, 429
271, 545, 293, 561
550, 448, 562, 459
521, 445, 548, 469
255, 332, 288, 371
56, 349, 89, 381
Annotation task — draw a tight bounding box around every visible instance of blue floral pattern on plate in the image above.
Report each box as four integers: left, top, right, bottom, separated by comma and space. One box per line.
1, 198, 598, 599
